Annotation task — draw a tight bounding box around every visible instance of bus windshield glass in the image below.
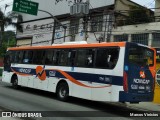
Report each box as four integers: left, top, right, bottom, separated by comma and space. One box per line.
128, 45, 154, 67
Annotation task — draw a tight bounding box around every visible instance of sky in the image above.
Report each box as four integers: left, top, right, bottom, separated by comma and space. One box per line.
131, 0, 155, 8
0, 0, 156, 31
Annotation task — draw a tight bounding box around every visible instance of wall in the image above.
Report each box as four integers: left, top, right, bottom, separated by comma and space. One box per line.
113, 22, 160, 35
22, 0, 115, 21
17, 38, 32, 46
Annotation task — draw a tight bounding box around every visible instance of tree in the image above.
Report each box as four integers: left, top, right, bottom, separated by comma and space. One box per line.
0, 31, 16, 58
0, 10, 23, 32
0, 10, 23, 46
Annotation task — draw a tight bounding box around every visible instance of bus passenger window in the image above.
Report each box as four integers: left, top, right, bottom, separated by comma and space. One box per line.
95, 48, 108, 68
95, 47, 119, 69
14, 51, 23, 63
53, 50, 60, 65
45, 50, 54, 65
59, 50, 70, 66
33, 50, 45, 65
23, 51, 33, 64
76, 49, 94, 68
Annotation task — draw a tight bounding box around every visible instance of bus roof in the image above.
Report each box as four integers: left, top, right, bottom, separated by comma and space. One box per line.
8, 42, 127, 51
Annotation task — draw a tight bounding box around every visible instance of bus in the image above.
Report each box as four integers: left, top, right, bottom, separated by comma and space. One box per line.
2, 42, 156, 103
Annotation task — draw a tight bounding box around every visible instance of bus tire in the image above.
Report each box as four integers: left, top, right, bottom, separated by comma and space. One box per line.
12, 76, 19, 89
56, 82, 69, 101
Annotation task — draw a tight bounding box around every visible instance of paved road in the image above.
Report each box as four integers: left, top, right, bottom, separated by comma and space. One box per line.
0, 80, 159, 120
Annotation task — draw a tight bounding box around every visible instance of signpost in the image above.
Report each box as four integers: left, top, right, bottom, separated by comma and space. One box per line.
12, 0, 39, 16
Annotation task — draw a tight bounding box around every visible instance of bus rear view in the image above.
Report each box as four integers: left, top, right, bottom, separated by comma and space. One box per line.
119, 43, 156, 103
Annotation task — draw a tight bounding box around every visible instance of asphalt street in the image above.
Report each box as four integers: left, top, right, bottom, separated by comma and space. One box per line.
0, 80, 159, 120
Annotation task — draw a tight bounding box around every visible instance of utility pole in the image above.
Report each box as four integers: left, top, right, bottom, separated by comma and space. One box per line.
38, 9, 67, 44
106, 11, 114, 42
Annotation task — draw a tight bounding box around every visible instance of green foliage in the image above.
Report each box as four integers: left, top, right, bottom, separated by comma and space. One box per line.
0, 31, 16, 58
0, 10, 23, 32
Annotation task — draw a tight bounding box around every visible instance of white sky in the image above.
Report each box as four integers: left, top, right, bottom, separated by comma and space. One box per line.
131, 0, 155, 8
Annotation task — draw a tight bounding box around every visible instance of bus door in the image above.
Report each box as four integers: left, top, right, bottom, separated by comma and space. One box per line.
122, 43, 155, 102
3, 51, 11, 72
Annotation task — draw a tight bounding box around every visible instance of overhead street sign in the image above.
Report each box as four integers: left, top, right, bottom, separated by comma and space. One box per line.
12, 0, 39, 16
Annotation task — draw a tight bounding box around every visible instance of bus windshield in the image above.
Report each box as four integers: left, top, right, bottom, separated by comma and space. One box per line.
128, 45, 154, 67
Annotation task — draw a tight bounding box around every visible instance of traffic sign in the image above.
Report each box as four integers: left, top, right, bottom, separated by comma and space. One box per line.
12, 0, 39, 16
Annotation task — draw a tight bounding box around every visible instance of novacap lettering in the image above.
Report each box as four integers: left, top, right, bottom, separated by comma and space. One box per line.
133, 79, 150, 84
19, 68, 31, 74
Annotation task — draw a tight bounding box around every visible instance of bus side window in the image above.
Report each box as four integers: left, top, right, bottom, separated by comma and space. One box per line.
86, 49, 95, 67
45, 49, 54, 65
14, 51, 23, 63
33, 50, 45, 65
23, 51, 33, 64
59, 49, 70, 66
95, 48, 109, 68
76, 49, 94, 68
69, 50, 76, 66
107, 48, 119, 69
53, 50, 60, 65
95, 47, 119, 69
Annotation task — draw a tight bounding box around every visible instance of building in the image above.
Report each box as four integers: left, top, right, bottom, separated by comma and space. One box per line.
16, 0, 154, 46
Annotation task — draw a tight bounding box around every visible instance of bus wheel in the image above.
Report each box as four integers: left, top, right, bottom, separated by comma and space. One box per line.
56, 82, 69, 101
12, 76, 19, 89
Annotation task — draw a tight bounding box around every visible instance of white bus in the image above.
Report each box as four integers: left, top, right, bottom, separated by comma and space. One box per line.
2, 42, 156, 103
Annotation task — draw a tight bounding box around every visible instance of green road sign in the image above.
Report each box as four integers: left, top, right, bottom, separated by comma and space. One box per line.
12, 0, 39, 16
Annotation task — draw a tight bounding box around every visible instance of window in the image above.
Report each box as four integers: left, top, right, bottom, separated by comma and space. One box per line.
23, 51, 33, 64
128, 45, 154, 67
14, 51, 23, 63
59, 49, 70, 66
69, 19, 79, 41
152, 33, 160, 47
45, 49, 54, 65
91, 15, 103, 32
53, 50, 60, 65
32, 50, 45, 65
95, 47, 119, 69
131, 33, 149, 45
114, 34, 128, 42
76, 49, 95, 67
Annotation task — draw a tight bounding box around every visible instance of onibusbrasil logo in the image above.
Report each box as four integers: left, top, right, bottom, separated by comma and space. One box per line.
36, 66, 46, 80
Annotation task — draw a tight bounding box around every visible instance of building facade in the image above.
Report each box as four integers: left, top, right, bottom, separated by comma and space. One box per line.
16, 0, 115, 46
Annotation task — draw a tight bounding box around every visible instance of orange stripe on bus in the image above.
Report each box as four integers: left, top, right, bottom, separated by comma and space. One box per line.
8, 42, 126, 51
